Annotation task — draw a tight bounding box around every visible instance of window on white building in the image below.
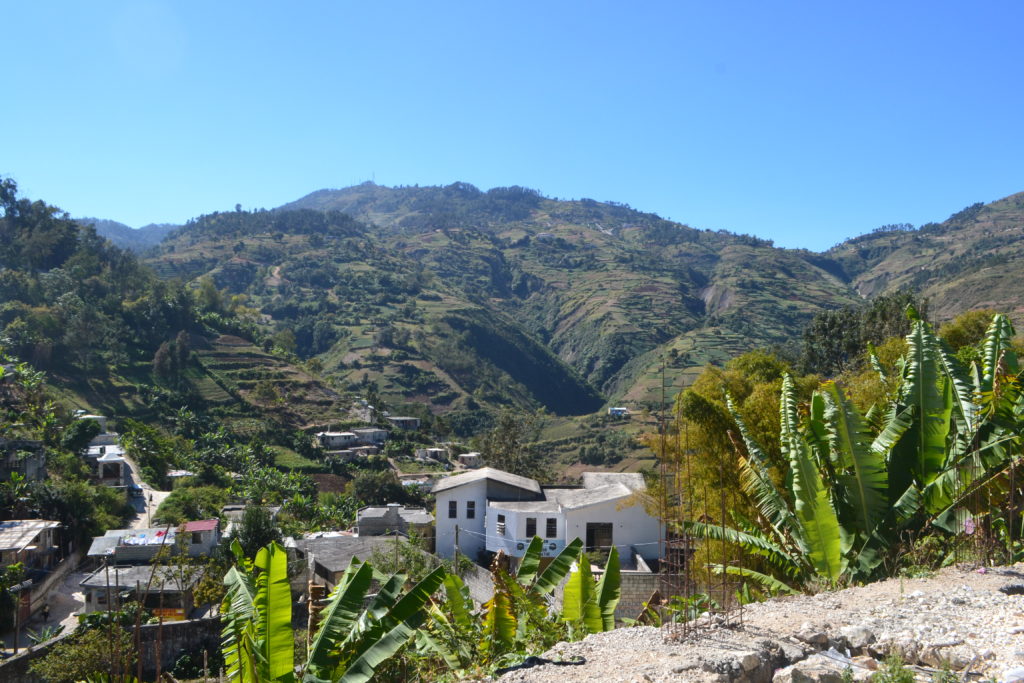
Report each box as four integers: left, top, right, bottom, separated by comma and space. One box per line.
525, 517, 536, 537
545, 518, 557, 538
466, 501, 475, 519
448, 501, 457, 518
497, 514, 506, 536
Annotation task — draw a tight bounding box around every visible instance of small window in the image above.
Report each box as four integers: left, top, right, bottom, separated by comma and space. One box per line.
191, 532, 202, 545
525, 517, 537, 538
448, 501, 457, 519
466, 501, 475, 519
497, 514, 506, 536
545, 518, 557, 538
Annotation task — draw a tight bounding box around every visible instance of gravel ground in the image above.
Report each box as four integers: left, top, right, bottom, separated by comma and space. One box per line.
497, 564, 1024, 683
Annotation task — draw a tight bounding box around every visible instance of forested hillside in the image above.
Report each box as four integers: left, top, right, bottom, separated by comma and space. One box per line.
151, 183, 866, 423
0, 178, 340, 435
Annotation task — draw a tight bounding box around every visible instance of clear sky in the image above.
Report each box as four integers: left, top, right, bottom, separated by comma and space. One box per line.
4, 2, 1024, 251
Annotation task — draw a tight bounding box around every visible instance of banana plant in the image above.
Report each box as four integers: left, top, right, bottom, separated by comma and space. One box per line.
418, 535, 618, 673
220, 539, 445, 683
687, 311, 1024, 592
561, 545, 621, 635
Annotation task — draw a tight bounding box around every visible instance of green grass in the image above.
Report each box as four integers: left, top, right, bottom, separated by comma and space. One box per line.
272, 446, 323, 471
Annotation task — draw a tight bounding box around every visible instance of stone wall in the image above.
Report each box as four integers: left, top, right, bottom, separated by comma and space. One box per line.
0, 616, 222, 682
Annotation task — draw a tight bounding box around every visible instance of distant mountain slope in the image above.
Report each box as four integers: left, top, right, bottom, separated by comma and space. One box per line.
825, 192, 1024, 320
78, 217, 178, 252
149, 183, 864, 417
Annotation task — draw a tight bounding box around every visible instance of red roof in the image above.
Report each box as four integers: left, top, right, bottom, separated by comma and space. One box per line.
182, 519, 219, 532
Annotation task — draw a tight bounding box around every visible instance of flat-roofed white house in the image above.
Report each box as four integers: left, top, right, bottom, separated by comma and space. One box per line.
433, 468, 660, 567
352, 427, 389, 445
317, 431, 358, 450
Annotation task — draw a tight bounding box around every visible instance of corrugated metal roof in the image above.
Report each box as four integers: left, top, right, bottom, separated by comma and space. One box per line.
0, 520, 59, 552
182, 519, 219, 532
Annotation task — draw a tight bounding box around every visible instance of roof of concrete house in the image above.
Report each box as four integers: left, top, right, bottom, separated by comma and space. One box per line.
489, 479, 642, 512
181, 519, 219, 532
96, 452, 126, 463
0, 520, 59, 552
80, 564, 201, 590
87, 527, 176, 556
431, 467, 541, 495
547, 483, 636, 510
581, 472, 646, 491
357, 505, 434, 524
291, 536, 403, 574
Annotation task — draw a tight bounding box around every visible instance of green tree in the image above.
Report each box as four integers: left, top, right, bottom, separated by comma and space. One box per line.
477, 409, 550, 480
228, 506, 283, 559
30, 624, 135, 683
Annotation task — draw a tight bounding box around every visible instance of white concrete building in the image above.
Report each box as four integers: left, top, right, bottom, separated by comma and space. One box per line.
433, 468, 542, 562
433, 468, 660, 566
317, 431, 358, 450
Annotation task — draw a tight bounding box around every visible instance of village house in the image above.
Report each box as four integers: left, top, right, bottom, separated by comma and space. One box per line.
356, 504, 434, 548
0, 519, 63, 576
457, 451, 482, 468
316, 431, 359, 450
80, 564, 203, 620
386, 416, 420, 431
415, 447, 447, 462
433, 468, 660, 568
352, 427, 388, 445
607, 406, 630, 418
86, 519, 221, 564
0, 437, 46, 482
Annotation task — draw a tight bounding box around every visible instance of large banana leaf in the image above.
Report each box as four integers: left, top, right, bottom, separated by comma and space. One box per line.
934, 336, 980, 435
728, 397, 797, 534
790, 429, 846, 582
779, 375, 802, 463
683, 520, 800, 574
981, 314, 1018, 393
222, 565, 258, 683
304, 561, 373, 680
594, 546, 621, 632
338, 566, 446, 683
562, 554, 601, 632
480, 582, 516, 659
533, 537, 583, 595
900, 321, 953, 487
516, 536, 544, 587
253, 542, 295, 683
822, 382, 888, 538
707, 564, 798, 595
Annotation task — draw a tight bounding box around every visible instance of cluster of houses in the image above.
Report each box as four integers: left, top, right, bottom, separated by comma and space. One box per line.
0, 403, 660, 633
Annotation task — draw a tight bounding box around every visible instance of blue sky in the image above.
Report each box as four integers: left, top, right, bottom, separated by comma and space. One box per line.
3, 2, 1024, 251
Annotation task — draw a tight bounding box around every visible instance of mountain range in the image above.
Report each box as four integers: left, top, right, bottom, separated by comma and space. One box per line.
83, 182, 1020, 425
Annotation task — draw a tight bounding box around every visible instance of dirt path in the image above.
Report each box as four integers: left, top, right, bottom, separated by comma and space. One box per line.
120, 450, 171, 529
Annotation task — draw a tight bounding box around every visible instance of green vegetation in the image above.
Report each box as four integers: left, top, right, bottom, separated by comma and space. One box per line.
682, 310, 1024, 592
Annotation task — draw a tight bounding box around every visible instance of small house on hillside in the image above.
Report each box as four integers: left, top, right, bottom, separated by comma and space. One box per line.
0, 437, 46, 482
0, 519, 62, 575
386, 416, 420, 431
87, 519, 221, 563
352, 428, 388, 445
317, 431, 358, 450
457, 452, 482, 468
607, 406, 630, 418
